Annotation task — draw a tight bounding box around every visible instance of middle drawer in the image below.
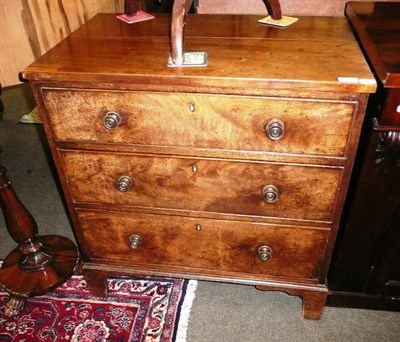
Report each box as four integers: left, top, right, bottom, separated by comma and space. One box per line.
60, 150, 341, 222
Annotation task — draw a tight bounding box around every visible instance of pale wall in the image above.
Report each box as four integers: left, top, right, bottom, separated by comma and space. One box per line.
197, 0, 398, 16
0, 0, 124, 87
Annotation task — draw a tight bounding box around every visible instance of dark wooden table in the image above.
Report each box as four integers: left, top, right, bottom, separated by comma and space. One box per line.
346, 1, 400, 124
0, 165, 79, 317
327, 1, 400, 311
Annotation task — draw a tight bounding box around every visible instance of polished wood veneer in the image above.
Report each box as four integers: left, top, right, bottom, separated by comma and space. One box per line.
24, 13, 375, 319
60, 151, 341, 222
0, 164, 79, 317
77, 210, 329, 280
43, 89, 356, 158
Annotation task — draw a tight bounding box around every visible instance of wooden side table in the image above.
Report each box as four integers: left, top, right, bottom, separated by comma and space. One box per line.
0, 164, 79, 317
327, 1, 400, 311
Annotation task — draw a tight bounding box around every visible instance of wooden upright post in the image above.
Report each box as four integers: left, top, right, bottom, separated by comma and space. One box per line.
0, 164, 79, 317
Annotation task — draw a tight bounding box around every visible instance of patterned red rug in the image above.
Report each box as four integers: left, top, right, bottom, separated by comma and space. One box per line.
0, 263, 197, 342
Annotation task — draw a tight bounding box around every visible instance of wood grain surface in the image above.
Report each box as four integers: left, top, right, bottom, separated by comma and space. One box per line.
23, 11, 375, 319
60, 150, 342, 222
24, 14, 375, 94
76, 209, 329, 280
43, 89, 355, 158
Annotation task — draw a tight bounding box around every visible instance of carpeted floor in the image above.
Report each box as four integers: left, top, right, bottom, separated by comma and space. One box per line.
0, 259, 197, 341
1, 84, 399, 341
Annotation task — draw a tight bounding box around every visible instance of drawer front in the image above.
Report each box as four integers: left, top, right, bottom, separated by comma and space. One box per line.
61, 151, 341, 222
77, 210, 329, 280
43, 89, 354, 157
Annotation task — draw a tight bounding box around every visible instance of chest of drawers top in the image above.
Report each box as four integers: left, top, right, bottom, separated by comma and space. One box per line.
23, 14, 374, 96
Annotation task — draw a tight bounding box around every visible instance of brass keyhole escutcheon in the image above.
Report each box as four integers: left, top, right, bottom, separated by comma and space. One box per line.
189, 101, 196, 112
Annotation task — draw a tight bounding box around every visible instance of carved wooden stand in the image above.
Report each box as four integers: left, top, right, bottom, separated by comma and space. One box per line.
373, 89, 400, 160
169, 0, 282, 66
0, 164, 79, 317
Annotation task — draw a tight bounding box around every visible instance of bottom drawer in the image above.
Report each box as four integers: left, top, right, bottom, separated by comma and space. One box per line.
77, 210, 329, 280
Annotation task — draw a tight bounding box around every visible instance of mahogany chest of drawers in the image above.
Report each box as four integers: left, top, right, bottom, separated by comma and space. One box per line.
24, 13, 375, 319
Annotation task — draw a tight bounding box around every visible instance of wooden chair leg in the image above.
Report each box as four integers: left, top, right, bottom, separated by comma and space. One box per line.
170, 0, 283, 65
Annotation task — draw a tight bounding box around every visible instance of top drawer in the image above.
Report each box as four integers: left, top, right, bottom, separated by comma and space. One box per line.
43, 89, 355, 157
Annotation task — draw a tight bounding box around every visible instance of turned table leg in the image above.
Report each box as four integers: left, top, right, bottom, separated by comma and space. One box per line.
0, 164, 79, 317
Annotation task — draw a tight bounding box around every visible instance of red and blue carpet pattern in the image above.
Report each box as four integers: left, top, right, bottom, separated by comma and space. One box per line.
0, 265, 197, 342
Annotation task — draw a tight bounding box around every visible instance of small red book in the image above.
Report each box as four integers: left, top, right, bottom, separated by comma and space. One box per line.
117, 11, 154, 24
